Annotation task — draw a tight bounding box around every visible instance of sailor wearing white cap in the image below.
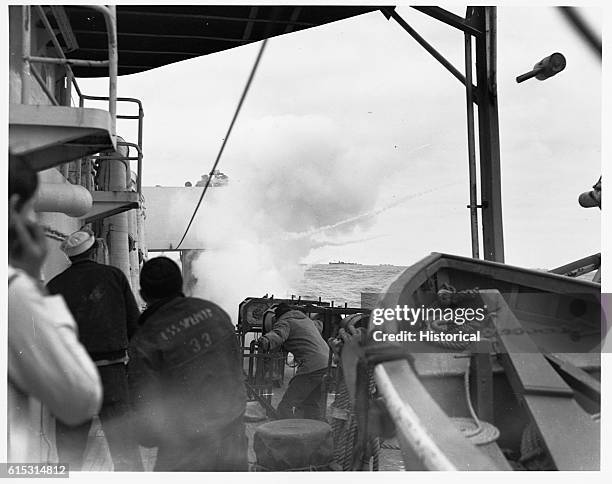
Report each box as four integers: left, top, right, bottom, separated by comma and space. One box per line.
47, 228, 143, 471
60, 228, 96, 257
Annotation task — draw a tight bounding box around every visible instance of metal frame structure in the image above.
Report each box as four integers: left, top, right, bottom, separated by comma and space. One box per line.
21, 5, 118, 141
384, 6, 504, 262
84, 96, 145, 195
19, 5, 145, 200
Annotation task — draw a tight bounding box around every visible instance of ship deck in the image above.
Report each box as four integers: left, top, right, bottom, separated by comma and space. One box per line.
80, 363, 405, 471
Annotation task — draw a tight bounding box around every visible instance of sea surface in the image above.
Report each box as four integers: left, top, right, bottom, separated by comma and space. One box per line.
294, 264, 407, 308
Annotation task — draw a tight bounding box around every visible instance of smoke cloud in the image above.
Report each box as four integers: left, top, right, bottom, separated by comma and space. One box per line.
188, 114, 428, 320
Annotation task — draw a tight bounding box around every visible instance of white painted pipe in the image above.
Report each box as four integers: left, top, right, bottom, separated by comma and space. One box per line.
101, 140, 130, 281
34, 182, 92, 217
107, 212, 129, 281
136, 207, 148, 260
128, 208, 140, 295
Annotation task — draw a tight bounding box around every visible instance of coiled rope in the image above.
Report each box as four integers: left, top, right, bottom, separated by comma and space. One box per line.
425, 285, 500, 444
452, 360, 499, 445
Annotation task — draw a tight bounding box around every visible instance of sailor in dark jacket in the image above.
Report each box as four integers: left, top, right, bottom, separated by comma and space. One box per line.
46, 229, 143, 471
258, 304, 329, 420
128, 257, 247, 471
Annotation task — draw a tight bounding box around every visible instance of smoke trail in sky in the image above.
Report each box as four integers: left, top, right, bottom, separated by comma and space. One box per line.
187, 114, 434, 320
309, 234, 390, 249
280, 182, 459, 242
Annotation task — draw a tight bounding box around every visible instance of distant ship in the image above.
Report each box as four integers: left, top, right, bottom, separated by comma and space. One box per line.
328, 261, 358, 265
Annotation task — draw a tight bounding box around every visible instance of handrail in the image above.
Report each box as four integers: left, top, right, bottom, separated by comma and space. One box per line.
31, 6, 83, 103
79, 95, 144, 196
87, 5, 117, 145
23, 5, 141, 200
21, 4, 117, 142
29, 65, 59, 105
26, 55, 109, 67
21, 6, 31, 104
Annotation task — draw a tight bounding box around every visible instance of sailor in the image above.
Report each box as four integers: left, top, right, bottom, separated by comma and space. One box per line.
128, 257, 248, 471
8, 155, 102, 463
46, 229, 143, 471
257, 303, 330, 420
195, 174, 210, 187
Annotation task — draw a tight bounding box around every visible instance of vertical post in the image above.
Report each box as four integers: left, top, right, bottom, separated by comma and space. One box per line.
107, 5, 118, 146
76, 159, 82, 185
65, 71, 73, 106
474, 7, 504, 262
470, 340, 494, 423
91, 5, 118, 144
100, 143, 131, 281
21, 5, 31, 104
464, 29, 480, 259
137, 104, 144, 195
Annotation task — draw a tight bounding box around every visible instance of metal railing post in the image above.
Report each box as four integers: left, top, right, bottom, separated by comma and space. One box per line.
89, 5, 118, 144
65, 71, 73, 106
81, 95, 144, 196
474, 7, 504, 262
107, 5, 118, 144
137, 104, 144, 195
30, 66, 59, 105
464, 30, 479, 259
21, 5, 31, 104
76, 159, 83, 186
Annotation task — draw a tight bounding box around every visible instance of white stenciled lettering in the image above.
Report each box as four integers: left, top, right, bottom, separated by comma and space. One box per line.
160, 309, 216, 341
189, 331, 212, 354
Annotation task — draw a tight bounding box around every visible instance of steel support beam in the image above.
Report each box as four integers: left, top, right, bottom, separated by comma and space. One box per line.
242, 6, 259, 41
412, 6, 483, 37
385, 8, 471, 91
472, 7, 504, 262
464, 30, 480, 258
110, 9, 315, 27
73, 29, 247, 44
284, 6, 303, 34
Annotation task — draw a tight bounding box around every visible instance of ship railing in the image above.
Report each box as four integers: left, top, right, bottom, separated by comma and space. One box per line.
22, 5, 117, 141
82, 96, 144, 197
27, 5, 144, 198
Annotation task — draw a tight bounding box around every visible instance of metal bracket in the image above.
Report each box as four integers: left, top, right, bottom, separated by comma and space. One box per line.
466, 201, 489, 209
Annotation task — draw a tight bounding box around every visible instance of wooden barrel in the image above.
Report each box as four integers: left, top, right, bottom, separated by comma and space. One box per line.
253, 419, 333, 470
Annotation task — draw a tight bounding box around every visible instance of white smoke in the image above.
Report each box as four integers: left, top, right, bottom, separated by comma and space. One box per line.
188, 114, 430, 320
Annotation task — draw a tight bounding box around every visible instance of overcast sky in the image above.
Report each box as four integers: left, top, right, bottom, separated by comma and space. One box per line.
79, 3, 602, 270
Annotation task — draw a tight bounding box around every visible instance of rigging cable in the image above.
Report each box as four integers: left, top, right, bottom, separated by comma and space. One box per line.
558, 7, 602, 60
175, 39, 268, 249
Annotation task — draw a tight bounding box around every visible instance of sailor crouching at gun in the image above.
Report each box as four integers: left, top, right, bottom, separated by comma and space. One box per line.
257, 303, 330, 421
